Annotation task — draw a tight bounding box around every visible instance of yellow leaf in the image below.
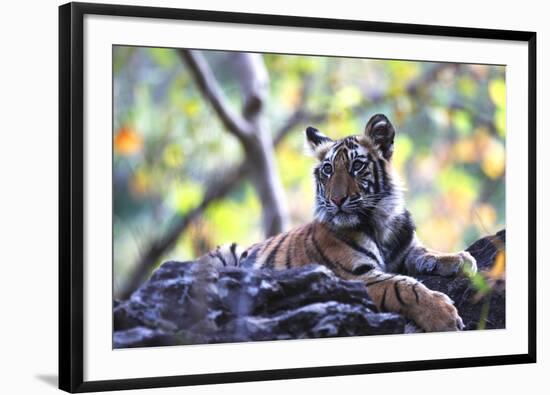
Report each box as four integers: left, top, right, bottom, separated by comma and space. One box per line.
172, 181, 204, 214
457, 76, 477, 98
494, 107, 506, 137
488, 250, 505, 280
481, 138, 505, 179
182, 101, 200, 117
392, 135, 413, 174
162, 143, 184, 168
452, 110, 472, 136
488, 78, 506, 109
335, 86, 362, 108
453, 138, 477, 163
114, 126, 143, 155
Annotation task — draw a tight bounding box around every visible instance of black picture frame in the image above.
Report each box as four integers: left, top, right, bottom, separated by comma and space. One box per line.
59, 2, 537, 392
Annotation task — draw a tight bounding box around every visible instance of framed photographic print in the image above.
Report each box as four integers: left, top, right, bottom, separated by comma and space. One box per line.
59, 1, 536, 392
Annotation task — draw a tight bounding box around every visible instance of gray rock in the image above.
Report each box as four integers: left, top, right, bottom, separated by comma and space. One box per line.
113, 326, 179, 348
114, 230, 505, 348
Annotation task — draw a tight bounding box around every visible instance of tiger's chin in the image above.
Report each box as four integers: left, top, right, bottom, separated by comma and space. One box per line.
317, 210, 361, 229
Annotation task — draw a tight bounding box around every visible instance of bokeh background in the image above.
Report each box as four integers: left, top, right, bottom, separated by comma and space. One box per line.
113, 46, 505, 299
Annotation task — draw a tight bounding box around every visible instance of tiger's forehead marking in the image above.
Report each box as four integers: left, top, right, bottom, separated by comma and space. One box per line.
326, 136, 371, 163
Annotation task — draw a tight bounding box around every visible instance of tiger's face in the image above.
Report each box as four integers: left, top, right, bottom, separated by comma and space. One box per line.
306, 114, 399, 228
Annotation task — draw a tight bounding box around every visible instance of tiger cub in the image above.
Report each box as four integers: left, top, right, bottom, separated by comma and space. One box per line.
199, 114, 477, 332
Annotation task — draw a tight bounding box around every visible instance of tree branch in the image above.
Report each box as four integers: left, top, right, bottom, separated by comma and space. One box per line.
226, 52, 289, 236
231, 53, 269, 120
118, 105, 326, 300
178, 49, 253, 143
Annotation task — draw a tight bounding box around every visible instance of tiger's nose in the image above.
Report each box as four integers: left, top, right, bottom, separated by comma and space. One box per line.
331, 195, 347, 207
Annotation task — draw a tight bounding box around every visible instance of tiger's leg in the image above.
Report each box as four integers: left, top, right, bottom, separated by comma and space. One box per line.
359, 270, 463, 332
404, 243, 477, 277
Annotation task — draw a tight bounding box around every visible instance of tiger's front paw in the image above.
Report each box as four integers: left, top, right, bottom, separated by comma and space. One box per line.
420, 251, 477, 277
413, 290, 464, 332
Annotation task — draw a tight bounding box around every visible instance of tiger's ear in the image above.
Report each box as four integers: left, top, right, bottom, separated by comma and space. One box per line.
364, 114, 396, 160
305, 126, 333, 160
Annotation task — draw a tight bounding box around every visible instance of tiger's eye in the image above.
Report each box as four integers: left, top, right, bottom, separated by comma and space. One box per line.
352, 161, 365, 172
322, 163, 333, 175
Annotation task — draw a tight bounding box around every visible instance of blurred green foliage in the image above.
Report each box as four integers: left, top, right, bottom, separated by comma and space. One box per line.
113, 47, 505, 294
